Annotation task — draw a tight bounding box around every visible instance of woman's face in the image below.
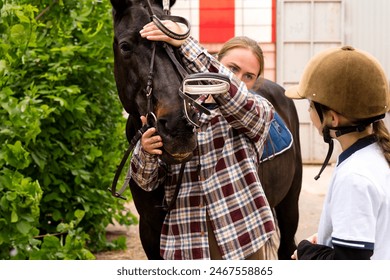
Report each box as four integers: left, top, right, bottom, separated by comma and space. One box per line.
219, 47, 260, 90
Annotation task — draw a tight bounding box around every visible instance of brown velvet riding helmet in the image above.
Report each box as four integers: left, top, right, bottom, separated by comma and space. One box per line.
285, 46, 390, 120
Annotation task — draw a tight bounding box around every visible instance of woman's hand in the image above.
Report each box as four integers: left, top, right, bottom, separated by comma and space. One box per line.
306, 233, 318, 244
139, 20, 187, 47
140, 116, 163, 155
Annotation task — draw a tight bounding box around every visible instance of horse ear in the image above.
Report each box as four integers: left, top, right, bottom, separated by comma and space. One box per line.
169, 0, 177, 7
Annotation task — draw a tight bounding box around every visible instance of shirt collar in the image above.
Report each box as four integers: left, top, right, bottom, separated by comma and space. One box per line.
337, 134, 378, 166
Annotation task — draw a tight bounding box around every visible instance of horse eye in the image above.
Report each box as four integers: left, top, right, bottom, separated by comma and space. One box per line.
119, 42, 132, 55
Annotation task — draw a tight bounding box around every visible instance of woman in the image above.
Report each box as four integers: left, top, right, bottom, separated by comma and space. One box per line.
287, 46, 390, 259
131, 21, 275, 260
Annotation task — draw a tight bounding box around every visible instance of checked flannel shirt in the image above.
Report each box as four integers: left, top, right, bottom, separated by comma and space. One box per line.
130, 36, 275, 260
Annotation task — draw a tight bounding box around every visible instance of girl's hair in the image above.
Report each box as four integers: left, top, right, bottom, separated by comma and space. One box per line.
315, 102, 390, 166
217, 36, 264, 77
373, 120, 390, 166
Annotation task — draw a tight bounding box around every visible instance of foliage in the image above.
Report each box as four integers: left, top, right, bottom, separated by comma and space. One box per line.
0, 0, 137, 259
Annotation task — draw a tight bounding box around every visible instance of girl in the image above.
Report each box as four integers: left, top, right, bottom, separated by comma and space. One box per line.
287, 46, 390, 259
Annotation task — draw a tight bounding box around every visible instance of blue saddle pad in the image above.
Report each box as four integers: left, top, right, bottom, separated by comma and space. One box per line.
261, 112, 293, 162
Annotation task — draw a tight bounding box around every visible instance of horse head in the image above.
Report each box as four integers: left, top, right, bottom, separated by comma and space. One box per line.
110, 0, 197, 164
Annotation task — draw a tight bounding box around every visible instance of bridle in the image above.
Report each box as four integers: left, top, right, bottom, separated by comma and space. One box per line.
109, 0, 193, 209
143, 0, 191, 128
109, 0, 230, 211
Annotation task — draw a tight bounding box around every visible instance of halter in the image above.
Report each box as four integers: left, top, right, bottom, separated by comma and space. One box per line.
109, 0, 230, 211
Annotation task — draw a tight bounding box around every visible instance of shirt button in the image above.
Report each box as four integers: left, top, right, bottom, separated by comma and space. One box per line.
200, 231, 205, 236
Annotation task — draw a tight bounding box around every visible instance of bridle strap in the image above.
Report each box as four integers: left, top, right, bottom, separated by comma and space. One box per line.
108, 124, 150, 199
146, 44, 157, 127
146, 0, 191, 40
152, 15, 191, 40
163, 43, 189, 80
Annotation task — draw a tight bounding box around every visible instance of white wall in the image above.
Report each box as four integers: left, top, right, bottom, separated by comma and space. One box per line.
277, 0, 390, 163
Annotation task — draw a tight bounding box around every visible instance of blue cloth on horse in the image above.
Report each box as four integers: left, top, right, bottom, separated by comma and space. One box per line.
261, 112, 293, 162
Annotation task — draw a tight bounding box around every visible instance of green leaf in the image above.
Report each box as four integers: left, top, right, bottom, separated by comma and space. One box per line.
57, 222, 71, 233
30, 151, 47, 170
41, 235, 61, 249
6, 191, 17, 201
74, 209, 85, 224
15, 10, 31, 23
42, 192, 63, 202
10, 24, 27, 45
52, 209, 62, 221
11, 210, 18, 223
16, 220, 32, 234
0, 196, 9, 210
4, 141, 31, 169
0, 60, 7, 75
54, 140, 73, 155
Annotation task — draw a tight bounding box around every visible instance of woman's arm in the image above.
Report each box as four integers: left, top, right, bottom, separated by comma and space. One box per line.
140, 21, 274, 148
179, 36, 274, 144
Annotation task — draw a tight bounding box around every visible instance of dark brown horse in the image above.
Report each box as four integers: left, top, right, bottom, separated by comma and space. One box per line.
254, 78, 303, 259
110, 0, 302, 260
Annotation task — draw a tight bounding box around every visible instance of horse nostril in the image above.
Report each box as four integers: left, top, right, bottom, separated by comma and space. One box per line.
158, 118, 169, 132
157, 117, 178, 135
158, 114, 195, 135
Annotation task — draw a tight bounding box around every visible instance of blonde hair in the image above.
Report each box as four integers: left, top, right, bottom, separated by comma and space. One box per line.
217, 36, 264, 77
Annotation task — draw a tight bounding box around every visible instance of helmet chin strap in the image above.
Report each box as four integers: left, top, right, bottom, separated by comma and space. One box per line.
315, 122, 370, 180
314, 126, 333, 180
313, 102, 333, 180
312, 102, 385, 180
313, 114, 385, 180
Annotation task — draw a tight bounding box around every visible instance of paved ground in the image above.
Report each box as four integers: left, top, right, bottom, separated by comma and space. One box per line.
95, 164, 335, 260
296, 164, 333, 241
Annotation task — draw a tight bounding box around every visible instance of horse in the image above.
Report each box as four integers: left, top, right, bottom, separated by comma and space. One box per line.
110, 0, 302, 260
254, 78, 303, 259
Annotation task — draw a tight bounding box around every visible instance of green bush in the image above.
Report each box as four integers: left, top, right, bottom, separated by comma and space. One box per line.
0, 0, 137, 259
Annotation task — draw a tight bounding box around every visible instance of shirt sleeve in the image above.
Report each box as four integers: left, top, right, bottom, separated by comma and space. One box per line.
130, 141, 166, 191
297, 240, 373, 260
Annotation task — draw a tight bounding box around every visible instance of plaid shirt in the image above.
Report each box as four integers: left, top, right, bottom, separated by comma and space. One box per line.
130, 37, 275, 259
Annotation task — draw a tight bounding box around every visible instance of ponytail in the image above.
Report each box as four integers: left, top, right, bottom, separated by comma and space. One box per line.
373, 120, 390, 166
